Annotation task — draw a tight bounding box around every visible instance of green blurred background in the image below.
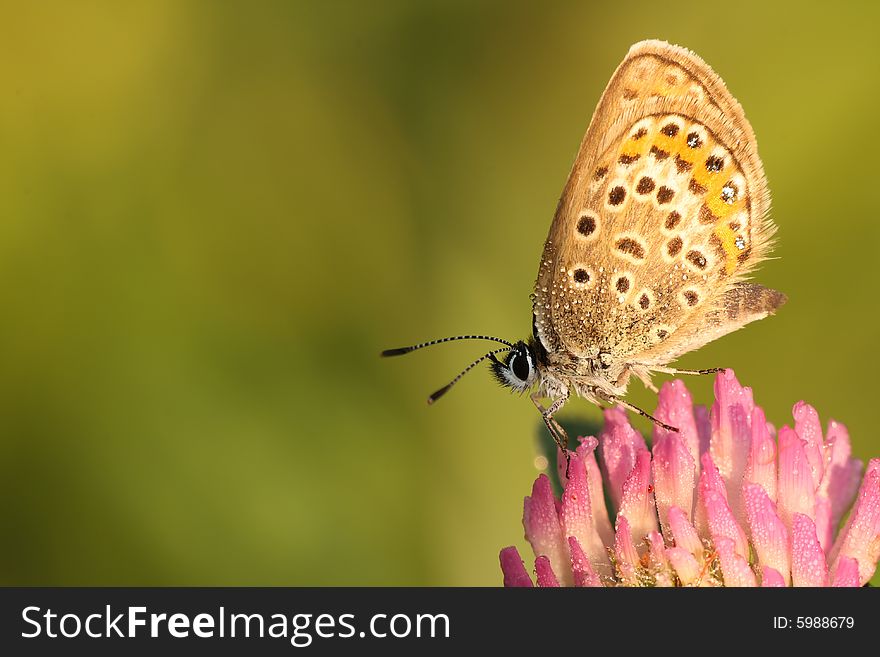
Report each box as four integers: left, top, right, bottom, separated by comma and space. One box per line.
0, 1, 878, 586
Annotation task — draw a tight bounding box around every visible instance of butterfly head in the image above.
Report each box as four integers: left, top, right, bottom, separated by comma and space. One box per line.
488, 340, 540, 393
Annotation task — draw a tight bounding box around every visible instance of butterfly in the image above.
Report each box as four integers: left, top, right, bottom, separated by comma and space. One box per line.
383, 40, 785, 461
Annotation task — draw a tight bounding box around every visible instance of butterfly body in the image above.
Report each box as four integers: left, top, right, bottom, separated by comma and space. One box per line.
384, 40, 785, 454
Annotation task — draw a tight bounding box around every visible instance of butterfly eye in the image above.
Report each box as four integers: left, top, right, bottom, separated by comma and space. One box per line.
510, 352, 531, 381
488, 341, 536, 392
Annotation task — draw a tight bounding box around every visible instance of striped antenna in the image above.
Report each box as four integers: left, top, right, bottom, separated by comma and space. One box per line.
381, 335, 514, 357
427, 348, 511, 405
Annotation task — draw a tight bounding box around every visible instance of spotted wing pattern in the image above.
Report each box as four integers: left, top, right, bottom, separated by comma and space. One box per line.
533, 40, 777, 367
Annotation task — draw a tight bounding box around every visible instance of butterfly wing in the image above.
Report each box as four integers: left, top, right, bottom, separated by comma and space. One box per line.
533, 40, 780, 368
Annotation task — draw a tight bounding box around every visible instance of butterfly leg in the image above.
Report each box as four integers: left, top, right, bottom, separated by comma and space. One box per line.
624, 365, 658, 394
648, 366, 723, 376
599, 392, 679, 434
531, 390, 571, 476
